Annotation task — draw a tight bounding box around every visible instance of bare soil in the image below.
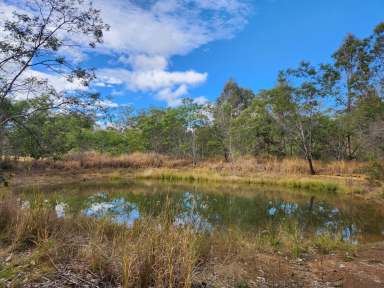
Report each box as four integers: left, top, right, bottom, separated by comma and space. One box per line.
1, 243, 383, 287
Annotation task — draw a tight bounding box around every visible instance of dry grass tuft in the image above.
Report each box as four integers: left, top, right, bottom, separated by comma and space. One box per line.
199, 156, 365, 177
0, 196, 360, 287
29, 152, 192, 170
0, 197, 199, 287
2, 196, 58, 250
16, 152, 367, 179
120, 219, 197, 287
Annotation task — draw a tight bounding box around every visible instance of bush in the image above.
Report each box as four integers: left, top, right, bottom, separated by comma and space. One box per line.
0, 159, 14, 170
364, 160, 384, 182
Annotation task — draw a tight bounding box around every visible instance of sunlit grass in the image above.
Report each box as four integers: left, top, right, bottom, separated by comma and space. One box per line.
18, 152, 367, 177
0, 196, 360, 286
134, 168, 362, 194
7, 152, 376, 195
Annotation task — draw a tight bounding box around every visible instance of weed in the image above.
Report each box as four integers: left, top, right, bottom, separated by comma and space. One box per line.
313, 233, 354, 255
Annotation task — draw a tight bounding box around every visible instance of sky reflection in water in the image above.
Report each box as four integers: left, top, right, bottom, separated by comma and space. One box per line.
22, 181, 383, 243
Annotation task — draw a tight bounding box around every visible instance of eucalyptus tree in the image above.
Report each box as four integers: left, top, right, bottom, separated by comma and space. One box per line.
7, 110, 93, 159
271, 62, 338, 174
330, 24, 384, 160
363, 23, 384, 159
177, 98, 209, 164
0, 0, 109, 153
368, 22, 384, 99
231, 96, 281, 156
332, 34, 371, 159
215, 80, 255, 161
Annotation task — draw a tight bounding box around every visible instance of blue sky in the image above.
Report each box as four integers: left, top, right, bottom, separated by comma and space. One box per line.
180, 0, 384, 106
1, 0, 383, 109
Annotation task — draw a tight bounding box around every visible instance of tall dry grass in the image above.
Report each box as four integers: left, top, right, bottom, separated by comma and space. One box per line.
0, 196, 199, 287
201, 156, 364, 176
119, 220, 197, 287
29, 152, 192, 170
25, 152, 367, 177
0, 195, 59, 250
0, 196, 357, 287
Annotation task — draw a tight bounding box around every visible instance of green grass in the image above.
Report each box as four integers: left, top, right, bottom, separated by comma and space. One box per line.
135, 168, 352, 194
313, 233, 355, 255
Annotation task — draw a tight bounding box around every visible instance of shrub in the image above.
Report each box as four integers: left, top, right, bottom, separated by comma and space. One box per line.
364, 160, 384, 182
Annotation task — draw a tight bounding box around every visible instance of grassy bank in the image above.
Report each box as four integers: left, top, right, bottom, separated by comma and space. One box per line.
5, 152, 382, 196
134, 168, 358, 193
0, 195, 358, 287
6, 152, 369, 176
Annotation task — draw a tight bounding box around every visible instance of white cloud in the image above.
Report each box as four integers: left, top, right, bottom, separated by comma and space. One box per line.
96, 2, 206, 56
118, 54, 168, 71
157, 84, 189, 106
0, 0, 251, 106
95, 99, 120, 109
128, 69, 207, 91
193, 96, 209, 105
27, 70, 85, 93
57, 46, 88, 64
0, 63, 86, 101
91, 0, 250, 105
94, 0, 250, 57
0, 2, 17, 20
98, 67, 207, 106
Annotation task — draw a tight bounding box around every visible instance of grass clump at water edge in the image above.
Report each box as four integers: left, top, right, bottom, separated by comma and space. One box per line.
0, 195, 360, 287
136, 168, 345, 194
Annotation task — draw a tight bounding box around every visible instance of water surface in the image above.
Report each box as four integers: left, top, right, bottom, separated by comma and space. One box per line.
16, 180, 384, 243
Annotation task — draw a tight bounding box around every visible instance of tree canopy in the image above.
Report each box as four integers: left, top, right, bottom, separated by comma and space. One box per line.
1, 17, 383, 175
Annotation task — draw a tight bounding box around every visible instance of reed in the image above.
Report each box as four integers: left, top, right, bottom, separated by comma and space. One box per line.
135, 168, 350, 193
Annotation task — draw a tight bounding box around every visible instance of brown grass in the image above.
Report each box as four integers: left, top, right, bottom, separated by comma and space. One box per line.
119, 219, 197, 287
28, 152, 191, 170
20, 152, 367, 178
0, 196, 200, 287
0, 196, 358, 287
9, 153, 372, 195
199, 156, 365, 177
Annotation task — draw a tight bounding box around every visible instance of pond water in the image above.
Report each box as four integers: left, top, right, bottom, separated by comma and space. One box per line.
16, 180, 384, 243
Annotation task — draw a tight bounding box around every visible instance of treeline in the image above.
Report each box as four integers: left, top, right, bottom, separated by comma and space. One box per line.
1, 23, 384, 174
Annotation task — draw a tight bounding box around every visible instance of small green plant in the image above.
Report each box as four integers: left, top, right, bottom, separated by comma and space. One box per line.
313, 233, 353, 254
286, 223, 305, 257
236, 280, 250, 288
364, 161, 384, 182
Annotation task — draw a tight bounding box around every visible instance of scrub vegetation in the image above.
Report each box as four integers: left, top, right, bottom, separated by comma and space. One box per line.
0, 195, 358, 287
0, 0, 384, 286
1, 21, 384, 178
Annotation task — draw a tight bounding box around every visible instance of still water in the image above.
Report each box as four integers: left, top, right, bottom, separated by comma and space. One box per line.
16, 180, 384, 243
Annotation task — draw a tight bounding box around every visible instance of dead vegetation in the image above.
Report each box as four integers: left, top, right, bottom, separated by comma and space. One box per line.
25, 152, 190, 170
1, 195, 378, 287
13, 152, 368, 178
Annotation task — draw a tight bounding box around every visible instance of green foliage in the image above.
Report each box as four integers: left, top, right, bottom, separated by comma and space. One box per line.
7, 111, 93, 159
364, 161, 384, 182
235, 280, 250, 288
313, 233, 354, 255
217, 80, 255, 113
85, 129, 146, 155
231, 98, 282, 156
1, 22, 384, 170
